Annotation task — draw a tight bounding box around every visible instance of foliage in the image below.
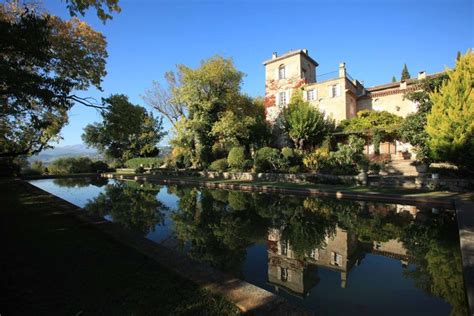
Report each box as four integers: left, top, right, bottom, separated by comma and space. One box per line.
339, 110, 402, 140
392, 76, 397, 82
85, 182, 166, 235
303, 147, 329, 172
125, 157, 163, 169
209, 158, 228, 172
281, 147, 303, 167
369, 162, 381, 174
82, 94, 166, 163
0, 3, 107, 158
63, 0, 121, 22
400, 74, 448, 161
426, 51, 474, 169
401, 63, 411, 80
48, 157, 96, 174
31, 160, 47, 174
283, 90, 333, 151
304, 136, 367, 175
166, 56, 270, 168
227, 147, 249, 171
254, 147, 288, 172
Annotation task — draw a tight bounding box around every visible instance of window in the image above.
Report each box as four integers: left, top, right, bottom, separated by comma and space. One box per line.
280, 240, 289, 256
278, 91, 287, 106
307, 89, 316, 101
278, 65, 286, 79
280, 267, 289, 282
330, 84, 341, 97
331, 252, 343, 266
301, 68, 306, 79
310, 248, 319, 260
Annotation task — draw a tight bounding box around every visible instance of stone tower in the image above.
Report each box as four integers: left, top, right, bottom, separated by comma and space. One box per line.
263, 49, 319, 124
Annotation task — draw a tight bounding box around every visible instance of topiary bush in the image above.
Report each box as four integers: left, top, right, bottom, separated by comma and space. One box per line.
209, 158, 228, 172
227, 147, 249, 171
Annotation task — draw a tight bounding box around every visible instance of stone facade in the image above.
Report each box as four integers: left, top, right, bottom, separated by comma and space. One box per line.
263, 49, 437, 124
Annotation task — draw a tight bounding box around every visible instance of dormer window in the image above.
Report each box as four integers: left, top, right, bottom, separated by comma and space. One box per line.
278, 64, 286, 79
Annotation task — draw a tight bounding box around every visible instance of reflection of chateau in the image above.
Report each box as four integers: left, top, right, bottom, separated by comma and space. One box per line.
267, 204, 417, 297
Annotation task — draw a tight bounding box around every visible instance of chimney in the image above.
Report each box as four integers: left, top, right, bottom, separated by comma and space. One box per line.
339, 62, 346, 78
400, 81, 407, 89
272, 52, 278, 59
417, 71, 427, 80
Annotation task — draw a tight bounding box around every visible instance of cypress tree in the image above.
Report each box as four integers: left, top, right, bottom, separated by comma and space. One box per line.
401, 64, 411, 81
425, 51, 474, 169
457, 51, 462, 61
392, 76, 397, 82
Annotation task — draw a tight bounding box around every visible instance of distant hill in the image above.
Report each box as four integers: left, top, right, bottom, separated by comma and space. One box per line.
28, 144, 172, 164
28, 144, 101, 163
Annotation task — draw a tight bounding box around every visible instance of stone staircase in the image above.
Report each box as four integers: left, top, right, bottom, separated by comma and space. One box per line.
380, 157, 420, 176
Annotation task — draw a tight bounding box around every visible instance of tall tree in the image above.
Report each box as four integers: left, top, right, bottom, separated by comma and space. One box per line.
283, 90, 333, 151
82, 94, 166, 163
399, 74, 448, 161
0, 3, 107, 158
169, 56, 244, 167
401, 63, 411, 81
392, 75, 397, 82
426, 51, 474, 168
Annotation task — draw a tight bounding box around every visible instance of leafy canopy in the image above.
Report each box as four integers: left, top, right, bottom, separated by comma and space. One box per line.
82, 94, 166, 163
0, 3, 107, 158
426, 51, 474, 168
283, 90, 333, 151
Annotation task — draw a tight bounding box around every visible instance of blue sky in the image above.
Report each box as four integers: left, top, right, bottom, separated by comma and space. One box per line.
43, 0, 473, 146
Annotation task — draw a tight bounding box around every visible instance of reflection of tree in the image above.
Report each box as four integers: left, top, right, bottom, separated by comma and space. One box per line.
401, 212, 468, 316
53, 176, 108, 188
170, 187, 267, 276
85, 182, 167, 235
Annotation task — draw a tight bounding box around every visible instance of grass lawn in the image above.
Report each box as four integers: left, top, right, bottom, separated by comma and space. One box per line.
0, 179, 240, 315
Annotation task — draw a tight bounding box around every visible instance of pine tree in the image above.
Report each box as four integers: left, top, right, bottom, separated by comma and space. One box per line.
425, 51, 474, 169
401, 64, 411, 81
457, 51, 462, 61
392, 76, 397, 82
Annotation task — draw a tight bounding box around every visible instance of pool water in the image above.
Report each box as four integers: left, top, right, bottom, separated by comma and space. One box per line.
29, 177, 468, 315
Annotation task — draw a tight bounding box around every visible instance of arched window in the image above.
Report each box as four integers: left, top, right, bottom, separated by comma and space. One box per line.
278, 64, 286, 79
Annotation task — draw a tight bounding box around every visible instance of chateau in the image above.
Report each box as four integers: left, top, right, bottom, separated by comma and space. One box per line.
263, 49, 437, 155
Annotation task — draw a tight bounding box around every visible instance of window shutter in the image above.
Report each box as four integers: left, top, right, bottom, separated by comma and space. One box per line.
286, 90, 291, 104
336, 84, 341, 96
276, 92, 280, 106
328, 86, 333, 97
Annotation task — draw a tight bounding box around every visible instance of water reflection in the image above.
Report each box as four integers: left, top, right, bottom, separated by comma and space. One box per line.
53, 176, 108, 188
166, 185, 467, 315
43, 178, 467, 314
85, 181, 168, 235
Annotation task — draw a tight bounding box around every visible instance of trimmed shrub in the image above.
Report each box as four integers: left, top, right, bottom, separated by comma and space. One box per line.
255, 147, 287, 172
125, 157, 163, 169
91, 160, 109, 173
209, 158, 228, 172
227, 147, 248, 171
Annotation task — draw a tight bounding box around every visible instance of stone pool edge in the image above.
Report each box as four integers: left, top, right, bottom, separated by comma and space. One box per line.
22, 179, 310, 315
455, 197, 474, 315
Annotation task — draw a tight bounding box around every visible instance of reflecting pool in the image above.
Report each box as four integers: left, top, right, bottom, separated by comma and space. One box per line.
30, 177, 468, 315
